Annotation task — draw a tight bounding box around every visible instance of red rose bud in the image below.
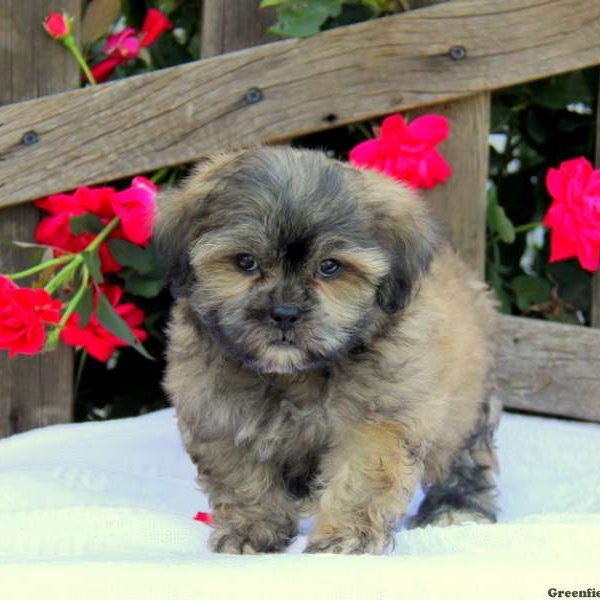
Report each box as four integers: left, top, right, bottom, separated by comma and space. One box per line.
43, 12, 72, 40
138, 8, 173, 47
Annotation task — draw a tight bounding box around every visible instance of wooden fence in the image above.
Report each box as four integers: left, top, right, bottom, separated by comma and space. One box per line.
0, 0, 599, 437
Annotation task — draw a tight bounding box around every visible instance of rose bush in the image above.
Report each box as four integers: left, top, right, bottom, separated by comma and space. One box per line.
0, 176, 160, 361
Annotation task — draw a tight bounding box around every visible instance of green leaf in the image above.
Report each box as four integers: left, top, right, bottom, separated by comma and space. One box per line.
260, 0, 283, 6
359, 0, 387, 15
486, 184, 499, 231
75, 286, 94, 328
494, 204, 516, 244
82, 251, 104, 283
268, 0, 344, 37
123, 273, 165, 298
108, 239, 157, 275
487, 185, 515, 244
70, 214, 104, 236
488, 266, 512, 314
96, 291, 154, 360
510, 275, 552, 311
532, 72, 592, 110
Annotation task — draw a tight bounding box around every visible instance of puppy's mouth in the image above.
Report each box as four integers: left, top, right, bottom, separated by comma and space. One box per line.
270, 333, 298, 347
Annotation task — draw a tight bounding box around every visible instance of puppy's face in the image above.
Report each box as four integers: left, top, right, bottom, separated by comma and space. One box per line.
156, 148, 437, 374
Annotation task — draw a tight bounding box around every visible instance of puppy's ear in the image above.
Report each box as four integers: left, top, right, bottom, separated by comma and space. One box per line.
154, 152, 242, 297
360, 171, 439, 314
376, 226, 437, 313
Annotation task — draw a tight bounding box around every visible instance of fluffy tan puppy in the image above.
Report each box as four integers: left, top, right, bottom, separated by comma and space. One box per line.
156, 146, 500, 555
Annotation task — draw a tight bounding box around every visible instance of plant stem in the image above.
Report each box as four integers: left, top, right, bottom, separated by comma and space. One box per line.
88, 217, 120, 251
62, 35, 97, 86
58, 267, 90, 328
488, 221, 542, 245
150, 167, 170, 184
5, 254, 73, 280
44, 255, 83, 294
513, 222, 542, 235
42, 217, 120, 294
74, 350, 88, 400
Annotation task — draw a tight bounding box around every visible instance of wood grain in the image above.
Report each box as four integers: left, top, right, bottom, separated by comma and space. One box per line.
0, 0, 598, 208
497, 316, 600, 422
201, 0, 276, 58
409, 1, 490, 278
423, 95, 490, 278
0, 0, 78, 438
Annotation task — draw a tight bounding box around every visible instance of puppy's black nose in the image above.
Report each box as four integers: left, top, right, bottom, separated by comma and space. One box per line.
270, 304, 301, 330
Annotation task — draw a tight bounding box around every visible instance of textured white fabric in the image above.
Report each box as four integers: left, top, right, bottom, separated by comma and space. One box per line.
0, 408, 599, 599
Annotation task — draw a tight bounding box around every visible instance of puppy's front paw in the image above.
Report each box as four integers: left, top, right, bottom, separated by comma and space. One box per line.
304, 529, 390, 555
210, 524, 296, 555
210, 529, 261, 554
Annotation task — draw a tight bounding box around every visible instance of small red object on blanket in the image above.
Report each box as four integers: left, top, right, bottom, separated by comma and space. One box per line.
194, 512, 214, 526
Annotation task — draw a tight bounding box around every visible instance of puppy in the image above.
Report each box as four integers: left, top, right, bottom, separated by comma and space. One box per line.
156, 146, 500, 555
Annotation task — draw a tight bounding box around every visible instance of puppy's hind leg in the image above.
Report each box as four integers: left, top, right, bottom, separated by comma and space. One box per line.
410, 396, 501, 528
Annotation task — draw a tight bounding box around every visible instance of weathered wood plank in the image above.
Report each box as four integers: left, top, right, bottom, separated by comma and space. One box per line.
497, 315, 600, 422
408, 1, 490, 278
0, 0, 598, 208
201, 0, 276, 58
423, 95, 491, 277
0, 0, 78, 438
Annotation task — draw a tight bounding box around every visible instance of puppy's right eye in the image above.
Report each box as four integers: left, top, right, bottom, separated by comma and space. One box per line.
236, 253, 259, 273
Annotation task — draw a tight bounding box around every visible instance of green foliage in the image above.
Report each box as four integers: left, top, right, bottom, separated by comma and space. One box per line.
487, 184, 515, 244
261, 0, 396, 37
82, 250, 103, 283
487, 69, 597, 324
75, 286, 94, 328
70, 214, 104, 235
108, 239, 158, 275
510, 275, 552, 312
96, 290, 154, 360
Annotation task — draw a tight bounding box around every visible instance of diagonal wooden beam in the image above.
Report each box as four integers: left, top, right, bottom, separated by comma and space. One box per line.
0, 0, 598, 208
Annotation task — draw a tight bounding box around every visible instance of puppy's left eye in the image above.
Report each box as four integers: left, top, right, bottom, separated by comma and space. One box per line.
318, 259, 342, 278
236, 253, 259, 272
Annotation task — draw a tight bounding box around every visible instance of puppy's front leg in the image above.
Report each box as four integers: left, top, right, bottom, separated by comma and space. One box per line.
195, 442, 299, 554
306, 421, 424, 555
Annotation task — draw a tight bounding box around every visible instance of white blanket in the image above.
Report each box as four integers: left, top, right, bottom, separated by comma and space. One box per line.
1, 408, 599, 600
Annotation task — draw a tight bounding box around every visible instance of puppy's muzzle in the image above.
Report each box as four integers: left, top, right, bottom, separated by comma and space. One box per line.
270, 304, 302, 331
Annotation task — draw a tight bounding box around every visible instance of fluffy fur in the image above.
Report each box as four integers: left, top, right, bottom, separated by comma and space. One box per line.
156, 146, 500, 555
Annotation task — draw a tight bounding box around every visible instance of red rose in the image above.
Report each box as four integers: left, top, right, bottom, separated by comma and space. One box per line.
111, 177, 157, 246
349, 114, 452, 190
138, 8, 173, 47
104, 27, 141, 60
34, 213, 122, 274
91, 10, 172, 83
90, 56, 122, 84
544, 157, 600, 272
35, 187, 123, 273
0, 276, 62, 357
43, 12, 72, 40
60, 284, 147, 362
